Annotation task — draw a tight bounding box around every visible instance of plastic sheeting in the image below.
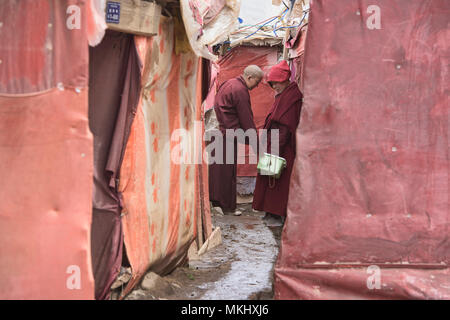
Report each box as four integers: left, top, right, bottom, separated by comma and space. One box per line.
215, 46, 279, 176
275, 0, 450, 299
228, 0, 286, 47
87, 0, 107, 47
118, 16, 209, 298
239, 0, 285, 26
180, 0, 241, 60
0, 1, 94, 299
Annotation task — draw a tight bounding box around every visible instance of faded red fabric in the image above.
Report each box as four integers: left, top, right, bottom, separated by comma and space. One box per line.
0, 0, 88, 94
118, 29, 207, 298
209, 76, 256, 210
89, 31, 141, 300
0, 0, 95, 299
275, 0, 450, 299
267, 60, 291, 83
290, 26, 308, 91
252, 82, 303, 217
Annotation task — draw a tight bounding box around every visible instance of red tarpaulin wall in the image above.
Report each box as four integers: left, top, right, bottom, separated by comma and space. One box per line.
276, 0, 450, 299
0, 0, 94, 299
216, 46, 279, 176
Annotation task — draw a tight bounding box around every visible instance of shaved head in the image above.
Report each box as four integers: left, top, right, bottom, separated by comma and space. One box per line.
242, 65, 264, 90
243, 65, 264, 79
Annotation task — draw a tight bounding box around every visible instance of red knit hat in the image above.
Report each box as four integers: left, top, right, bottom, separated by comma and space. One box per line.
267, 60, 291, 82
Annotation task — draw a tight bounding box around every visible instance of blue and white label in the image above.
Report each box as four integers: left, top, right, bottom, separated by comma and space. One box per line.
106, 2, 120, 24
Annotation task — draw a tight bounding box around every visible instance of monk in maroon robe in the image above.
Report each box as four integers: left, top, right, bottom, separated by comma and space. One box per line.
252, 60, 303, 222
209, 65, 264, 215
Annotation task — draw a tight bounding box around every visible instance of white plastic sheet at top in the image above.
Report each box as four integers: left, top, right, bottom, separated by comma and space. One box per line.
87, 0, 107, 46
238, 0, 285, 26
228, 0, 296, 47
180, 0, 241, 60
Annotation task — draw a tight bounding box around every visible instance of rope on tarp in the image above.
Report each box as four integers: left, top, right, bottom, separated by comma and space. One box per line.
274, 10, 308, 33
273, 8, 289, 36
231, 9, 288, 36
232, 8, 310, 41
221, 2, 310, 48
242, 15, 283, 40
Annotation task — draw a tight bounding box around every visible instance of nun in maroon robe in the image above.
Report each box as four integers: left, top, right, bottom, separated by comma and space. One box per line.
252, 60, 303, 217
209, 69, 262, 213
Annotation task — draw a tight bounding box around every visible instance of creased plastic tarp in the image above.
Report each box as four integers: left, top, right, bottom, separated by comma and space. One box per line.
228, 0, 286, 47
0, 0, 94, 299
275, 0, 450, 299
215, 46, 279, 176
118, 17, 209, 298
180, 0, 241, 61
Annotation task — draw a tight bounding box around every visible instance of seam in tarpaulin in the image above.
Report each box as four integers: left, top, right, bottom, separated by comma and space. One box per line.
0, 85, 86, 98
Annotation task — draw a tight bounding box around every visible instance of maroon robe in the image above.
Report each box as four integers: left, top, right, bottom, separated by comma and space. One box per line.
209, 76, 256, 211
252, 82, 303, 217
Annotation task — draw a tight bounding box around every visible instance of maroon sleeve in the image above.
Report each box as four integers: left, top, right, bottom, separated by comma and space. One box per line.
277, 122, 291, 152
268, 122, 290, 155
232, 86, 259, 153
233, 87, 256, 131
270, 100, 301, 154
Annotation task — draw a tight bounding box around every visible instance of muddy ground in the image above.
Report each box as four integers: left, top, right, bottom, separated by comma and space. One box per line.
121, 200, 283, 300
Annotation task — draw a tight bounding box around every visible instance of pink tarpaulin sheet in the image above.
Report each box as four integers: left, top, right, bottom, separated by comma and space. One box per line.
0, 0, 95, 299
275, 0, 450, 299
